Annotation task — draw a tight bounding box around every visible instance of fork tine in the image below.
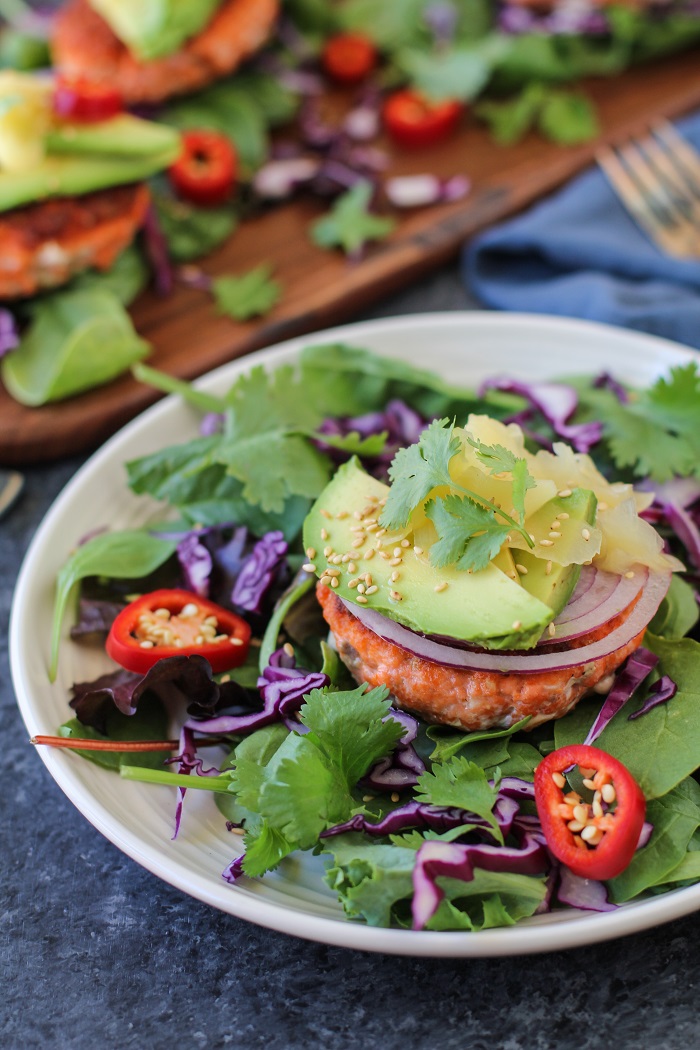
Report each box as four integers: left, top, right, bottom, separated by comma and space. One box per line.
597, 145, 679, 250
619, 141, 692, 227
654, 120, 700, 197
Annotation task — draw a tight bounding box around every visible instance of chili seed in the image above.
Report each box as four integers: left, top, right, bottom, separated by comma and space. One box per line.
601, 783, 616, 804
551, 771, 566, 789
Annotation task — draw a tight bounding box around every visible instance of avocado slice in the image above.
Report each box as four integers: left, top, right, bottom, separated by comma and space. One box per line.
514, 490, 598, 616
0, 130, 180, 213
302, 459, 555, 651
46, 114, 181, 159
90, 0, 221, 60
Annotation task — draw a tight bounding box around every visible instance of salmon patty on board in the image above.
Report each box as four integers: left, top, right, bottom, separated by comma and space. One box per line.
52, 0, 280, 105
0, 183, 149, 299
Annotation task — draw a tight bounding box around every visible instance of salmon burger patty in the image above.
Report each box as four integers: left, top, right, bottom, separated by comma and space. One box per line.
0, 183, 149, 299
52, 0, 280, 105
317, 583, 645, 732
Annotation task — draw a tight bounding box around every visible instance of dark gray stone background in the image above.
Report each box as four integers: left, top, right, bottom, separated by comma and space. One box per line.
2, 266, 699, 1050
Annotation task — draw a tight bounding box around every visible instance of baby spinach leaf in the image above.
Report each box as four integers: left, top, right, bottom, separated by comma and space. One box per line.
649, 575, 700, 641
2, 288, 150, 406
51, 529, 177, 681
427, 716, 532, 764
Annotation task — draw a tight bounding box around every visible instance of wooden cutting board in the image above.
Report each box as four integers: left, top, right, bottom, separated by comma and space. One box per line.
3, 49, 700, 466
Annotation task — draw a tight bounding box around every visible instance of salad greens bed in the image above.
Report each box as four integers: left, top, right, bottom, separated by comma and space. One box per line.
4, 1, 700, 405
49, 343, 700, 932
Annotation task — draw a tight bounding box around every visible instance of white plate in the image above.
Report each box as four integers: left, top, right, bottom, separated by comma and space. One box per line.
11, 311, 700, 957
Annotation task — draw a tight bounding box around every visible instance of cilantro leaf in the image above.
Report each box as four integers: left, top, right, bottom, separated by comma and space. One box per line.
466, 434, 535, 525
311, 182, 395, 258
212, 264, 281, 321
380, 418, 461, 529
415, 757, 502, 842
475, 82, 546, 146
241, 821, 295, 878
301, 682, 401, 786
586, 364, 700, 480
538, 90, 599, 146
425, 493, 511, 572
396, 36, 510, 103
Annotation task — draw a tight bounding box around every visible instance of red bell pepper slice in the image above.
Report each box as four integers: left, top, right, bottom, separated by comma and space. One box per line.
382, 89, 462, 149
534, 744, 646, 881
106, 589, 251, 675
53, 76, 123, 123
168, 129, 237, 206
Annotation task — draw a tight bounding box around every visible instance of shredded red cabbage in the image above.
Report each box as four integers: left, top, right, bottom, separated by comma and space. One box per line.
583, 647, 659, 746
231, 530, 288, 614
176, 531, 213, 597
556, 868, 616, 912
641, 478, 700, 572
479, 376, 603, 452
253, 157, 320, 200
0, 308, 19, 358
142, 204, 174, 297
317, 399, 426, 480
320, 801, 474, 839
185, 647, 328, 736
166, 725, 222, 839
385, 174, 470, 209
628, 675, 678, 720
412, 831, 549, 930
362, 708, 426, 790
593, 371, 630, 404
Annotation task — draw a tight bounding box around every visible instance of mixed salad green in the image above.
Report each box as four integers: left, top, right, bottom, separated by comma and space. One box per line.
46, 344, 700, 932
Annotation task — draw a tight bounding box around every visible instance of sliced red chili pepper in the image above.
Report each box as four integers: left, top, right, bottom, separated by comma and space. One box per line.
106, 589, 251, 675
322, 32, 377, 84
53, 75, 123, 123
168, 130, 237, 207
534, 744, 646, 881
383, 89, 462, 149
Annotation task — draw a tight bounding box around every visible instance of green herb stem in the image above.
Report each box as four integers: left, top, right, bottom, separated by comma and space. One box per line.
120, 766, 233, 793
259, 572, 315, 672
132, 362, 228, 414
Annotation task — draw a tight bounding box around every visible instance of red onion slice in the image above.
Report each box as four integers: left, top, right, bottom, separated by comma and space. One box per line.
539, 568, 647, 646
339, 569, 670, 675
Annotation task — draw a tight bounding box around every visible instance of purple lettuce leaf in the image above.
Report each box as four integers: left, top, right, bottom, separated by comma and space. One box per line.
69, 598, 125, 641
317, 399, 427, 481
479, 376, 603, 453
70, 654, 245, 733
584, 647, 659, 746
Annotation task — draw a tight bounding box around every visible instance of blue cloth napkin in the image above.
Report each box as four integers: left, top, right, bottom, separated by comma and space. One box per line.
464, 112, 700, 350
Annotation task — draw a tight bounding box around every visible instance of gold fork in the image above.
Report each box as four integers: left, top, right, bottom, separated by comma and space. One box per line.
597, 120, 700, 259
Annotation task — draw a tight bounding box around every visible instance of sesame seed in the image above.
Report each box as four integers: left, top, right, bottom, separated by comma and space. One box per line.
330, 578, 339, 588
306, 547, 316, 559
551, 771, 566, 788
366, 585, 378, 595
539, 539, 554, 547
341, 553, 351, 563
390, 792, 400, 803
325, 567, 341, 576
434, 582, 448, 593
515, 563, 528, 575
529, 533, 536, 543
348, 562, 357, 573
364, 550, 375, 561
550, 521, 561, 531
362, 795, 374, 803
393, 547, 402, 557
400, 539, 410, 548
374, 540, 382, 550
320, 528, 329, 541
352, 538, 364, 548
365, 523, 378, 533
357, 584, 366, 594
302, 563, 317, 573
624, 570, 635, 579
549, 531, 561, 540
362, 573, 372, 583
581, 528, 591, 541
319, 575, 331, 587
509, 572, 517, 580
348, 578, 359, 589
390, 571, 400, 582
597, 502, 608, 512
336, 510, 348, 519
356, 595, 368, 604
545, 561, 552, 576
413, 546, 424, 555
321, 509, 331, 519
283, 642, 294, 657
512, 620, 522, 631
558, 512, 569, 520
364, 518, 377, 527
379, 551, 390, 560
558, 489, 572, 498
376, 528, 386, 537
389, 557, 402, 566
350, 525, 365, 534
548, 623, 556, 637
390, 590, 403, 601
332, 554, 343, 564
353, 511, 363, 521
323, 546, 332, 557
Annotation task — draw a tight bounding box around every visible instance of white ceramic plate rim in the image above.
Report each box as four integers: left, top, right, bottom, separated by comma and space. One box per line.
11, 311, 700, 957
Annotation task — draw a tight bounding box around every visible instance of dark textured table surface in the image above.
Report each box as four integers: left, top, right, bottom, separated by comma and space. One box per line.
3, 266, 700, 1050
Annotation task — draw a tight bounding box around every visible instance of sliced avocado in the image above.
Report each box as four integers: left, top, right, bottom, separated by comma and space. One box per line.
46, 114, 181, 159
90, 0, 220, 60
515, 489, 598, 616
302, 459, 555, 651
0, 144, 179, 213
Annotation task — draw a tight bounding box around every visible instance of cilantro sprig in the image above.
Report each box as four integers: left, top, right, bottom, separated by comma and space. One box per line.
379, 419, 535, 571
